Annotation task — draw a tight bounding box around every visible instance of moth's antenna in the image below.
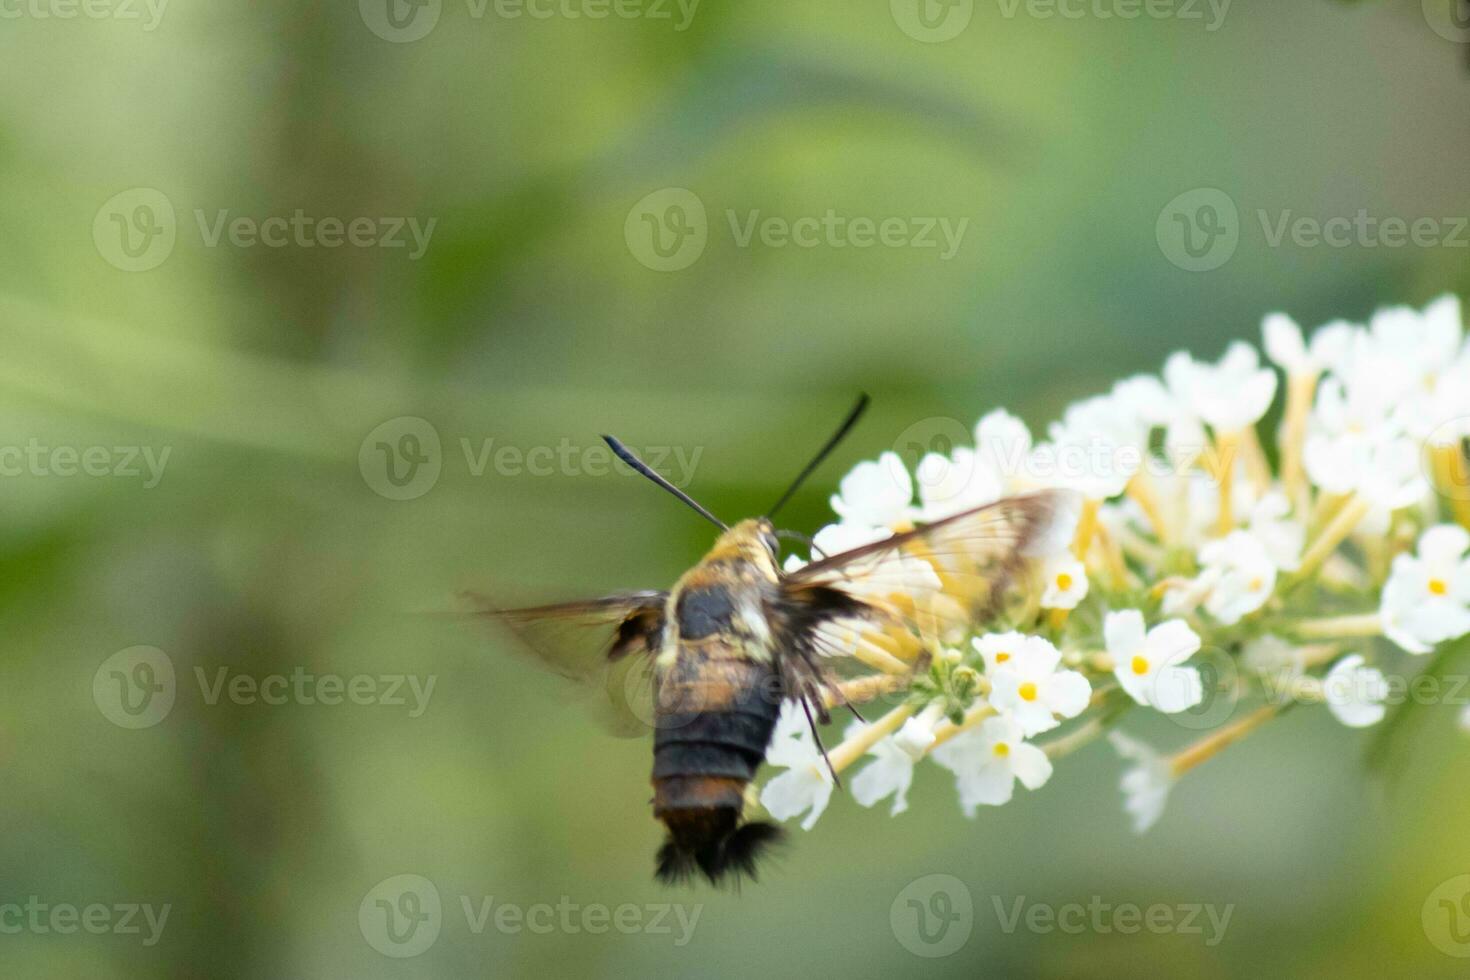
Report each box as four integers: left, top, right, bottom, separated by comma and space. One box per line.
767, 393, 870, 519
602, 435, 727, 531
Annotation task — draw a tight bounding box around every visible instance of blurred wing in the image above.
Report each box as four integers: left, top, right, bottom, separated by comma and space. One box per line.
462, 590, 667, 737
780, 490, 1079, 655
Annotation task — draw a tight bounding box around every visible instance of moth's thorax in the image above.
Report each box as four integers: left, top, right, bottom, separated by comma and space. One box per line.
658, 520, 780, 666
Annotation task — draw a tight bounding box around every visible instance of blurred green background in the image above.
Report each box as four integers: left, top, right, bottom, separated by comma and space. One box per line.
4, 0, 1470, 976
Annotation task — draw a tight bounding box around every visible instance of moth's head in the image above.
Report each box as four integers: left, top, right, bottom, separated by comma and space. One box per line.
708, 518, 781, 572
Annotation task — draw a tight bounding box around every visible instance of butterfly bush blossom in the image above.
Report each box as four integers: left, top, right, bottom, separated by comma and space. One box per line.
760, 296, 1470, 835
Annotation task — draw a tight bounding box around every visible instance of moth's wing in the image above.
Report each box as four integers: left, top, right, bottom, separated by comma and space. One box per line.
462, 590, 667, 737
777, 490, 1080, 667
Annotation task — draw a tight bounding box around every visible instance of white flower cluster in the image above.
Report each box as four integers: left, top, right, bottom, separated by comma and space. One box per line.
760, 296, 1470, 836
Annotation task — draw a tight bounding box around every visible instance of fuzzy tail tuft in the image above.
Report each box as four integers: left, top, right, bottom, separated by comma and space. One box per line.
654, 822, 785, 887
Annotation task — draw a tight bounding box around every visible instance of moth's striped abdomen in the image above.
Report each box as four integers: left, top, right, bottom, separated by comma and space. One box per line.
651, 652, 784, 884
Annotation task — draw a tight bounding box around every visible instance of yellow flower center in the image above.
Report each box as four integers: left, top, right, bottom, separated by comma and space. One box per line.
1430, 578, 1449, 597
1019, 681, 1038, 702
1056, 573, 1073, 591
995, 651, 1011, 664
992, 742, 1010, 758
1131, 655, 1150, 676
1248, 577, 1263, 592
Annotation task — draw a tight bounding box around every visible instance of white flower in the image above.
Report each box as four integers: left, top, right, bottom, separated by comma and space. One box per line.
986, 635, 1092, 736
1197, 530, 1277, 625
915, 447, 1003, 522
1368, 296, 1463, 390
1108, 732, 1174, 834
810, 521, 889, 559
1023, 488, 1084, 558
1262, 313, 1355, 377
829, 452, 914, 528
1320, 654, 1389, 728
1035, 395, 1145, 500
1105, 610, 1204, 714
892, 702, 947, 759
803, 522, 942, 608
1039, 555, 1089, 610
1303, 369, 1427, 509
1248, 492, 1304, 572
931, 715, 1052, 814
1113, 373, 1206, 460
973, 631, 1028, 674
1380, 524, 1470, 654
759, 703, 833, 830
847, 721, 915, 817
1167, 342, 1278, 432
1242, 634, 1304, 683
975, 409, 1032, 489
